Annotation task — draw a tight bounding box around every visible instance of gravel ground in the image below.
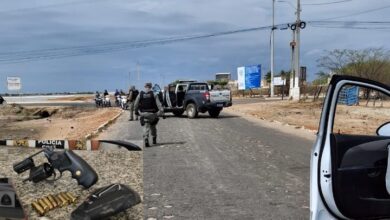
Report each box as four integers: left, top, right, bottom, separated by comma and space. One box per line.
0, 147, 142, 220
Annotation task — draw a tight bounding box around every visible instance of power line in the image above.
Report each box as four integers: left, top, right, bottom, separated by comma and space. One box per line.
0, 19, 388, 64
0, 0, 107, 14
303, 0, 352, 6
318, 5, 390, 20
0, 24, 284, 64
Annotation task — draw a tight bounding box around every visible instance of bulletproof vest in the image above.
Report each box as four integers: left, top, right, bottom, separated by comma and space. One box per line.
139, 91, 158, 113
131, 90, 139, 101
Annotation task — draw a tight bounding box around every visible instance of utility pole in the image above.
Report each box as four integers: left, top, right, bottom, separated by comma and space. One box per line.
270, 0, 275, 97
290, 29, 295, 98
292, 0, 301, 100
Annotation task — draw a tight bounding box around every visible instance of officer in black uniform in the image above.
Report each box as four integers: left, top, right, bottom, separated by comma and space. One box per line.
134, 83, 164, 147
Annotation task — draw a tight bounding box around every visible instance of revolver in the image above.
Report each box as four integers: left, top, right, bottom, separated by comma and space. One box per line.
13, 147, 98, 189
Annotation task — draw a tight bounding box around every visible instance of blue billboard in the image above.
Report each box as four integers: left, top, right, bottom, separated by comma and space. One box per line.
237, 65, 261, 90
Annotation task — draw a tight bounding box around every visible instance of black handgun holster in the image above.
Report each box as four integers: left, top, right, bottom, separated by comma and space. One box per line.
150, 117, 159, 126
140, 116, 145, 126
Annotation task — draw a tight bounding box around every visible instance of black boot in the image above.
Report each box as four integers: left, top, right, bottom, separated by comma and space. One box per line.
152, 137, 157, 145
144, 139, 150, 147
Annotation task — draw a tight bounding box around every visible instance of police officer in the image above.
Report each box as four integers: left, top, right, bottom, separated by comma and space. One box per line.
134, 83, 164, 147
127, 86, 139, 121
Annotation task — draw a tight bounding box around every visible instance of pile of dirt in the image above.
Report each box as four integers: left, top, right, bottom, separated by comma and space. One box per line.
0, 104, 58, 122
0, 106, 122, 140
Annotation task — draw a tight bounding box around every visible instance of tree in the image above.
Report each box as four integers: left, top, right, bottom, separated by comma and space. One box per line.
312, 71, 331, 85
317, 48, 390, 84
265, 71, 271, 84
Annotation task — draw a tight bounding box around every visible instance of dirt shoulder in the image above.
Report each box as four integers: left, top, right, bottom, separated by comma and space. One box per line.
226, 99, 389, 136
0, 105, 122, 139
226, 100, 322, 132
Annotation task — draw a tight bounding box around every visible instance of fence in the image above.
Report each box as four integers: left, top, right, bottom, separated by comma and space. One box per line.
338, 86, 359, 106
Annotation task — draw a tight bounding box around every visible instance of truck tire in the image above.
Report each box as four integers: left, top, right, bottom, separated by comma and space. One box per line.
173, 109, 185, 117
208, 109, 221, 118
186, 103, 198, 119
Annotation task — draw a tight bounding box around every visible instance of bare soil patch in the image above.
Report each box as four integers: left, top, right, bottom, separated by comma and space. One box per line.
226, 100, 389, 135
0, 104, 121, 139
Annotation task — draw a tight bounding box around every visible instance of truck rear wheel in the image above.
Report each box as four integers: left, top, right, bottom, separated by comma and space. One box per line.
208, 109, 221, 118
186, 103, 198, 119
173, 109, 185, 117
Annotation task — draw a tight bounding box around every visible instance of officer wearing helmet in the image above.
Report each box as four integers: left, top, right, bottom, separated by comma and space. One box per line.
134, 82, 164, 147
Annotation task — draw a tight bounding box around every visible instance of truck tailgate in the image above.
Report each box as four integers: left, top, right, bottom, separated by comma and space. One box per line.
210, 90, 231, 103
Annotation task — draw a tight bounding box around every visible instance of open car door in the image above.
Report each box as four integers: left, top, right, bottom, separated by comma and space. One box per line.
311, 75, 390, 220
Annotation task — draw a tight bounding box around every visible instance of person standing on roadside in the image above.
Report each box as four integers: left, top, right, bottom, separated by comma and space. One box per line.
127, 86, 139, 121
134, 82, 164, 147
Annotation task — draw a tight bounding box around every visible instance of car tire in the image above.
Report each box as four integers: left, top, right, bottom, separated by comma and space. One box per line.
208, 109, 221, 118
186, 103, 198, 119
173, 109, 185, 117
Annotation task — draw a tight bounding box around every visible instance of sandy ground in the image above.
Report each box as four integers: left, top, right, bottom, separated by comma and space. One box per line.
0, 105, 122, 139
226, 100, 390, 135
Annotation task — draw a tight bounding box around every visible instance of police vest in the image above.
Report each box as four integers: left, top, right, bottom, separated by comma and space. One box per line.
139, 91, 158, 113
131, 90, 139, 101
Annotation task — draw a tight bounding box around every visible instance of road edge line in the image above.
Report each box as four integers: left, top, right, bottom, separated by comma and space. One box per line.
84, 110, 123, 139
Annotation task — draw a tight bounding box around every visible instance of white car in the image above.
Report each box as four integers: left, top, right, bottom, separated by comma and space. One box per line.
311, 75, 390, 219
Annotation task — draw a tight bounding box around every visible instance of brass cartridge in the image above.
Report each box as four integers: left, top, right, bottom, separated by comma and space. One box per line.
65, 192, 77, 203
42, 197, 54, 210
47, 195, 58, 208
31, 201, 45, 216
37, 199, 49, 212
57, 193, 69, 206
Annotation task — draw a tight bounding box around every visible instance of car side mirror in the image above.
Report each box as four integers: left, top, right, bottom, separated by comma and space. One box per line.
377, 122, 390, 136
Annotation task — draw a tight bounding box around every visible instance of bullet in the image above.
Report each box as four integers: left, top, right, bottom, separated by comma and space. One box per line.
53, 195, 63, 207
60, 192, 72, 203
42, 197, 54, 210
38, 199, 49, 212
66, 192, 77, 203
31, 201, 45, 216
57, 194, 69, 206
47, 195, 58, 208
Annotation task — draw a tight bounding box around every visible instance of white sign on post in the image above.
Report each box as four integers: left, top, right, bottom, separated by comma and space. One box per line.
237, 67, 246, 90
7, 76, 21, 91
273, 77, 286, 86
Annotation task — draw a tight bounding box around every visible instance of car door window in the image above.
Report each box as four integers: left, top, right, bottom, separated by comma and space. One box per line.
329, 83, 390, 219
333, 85, 390, 135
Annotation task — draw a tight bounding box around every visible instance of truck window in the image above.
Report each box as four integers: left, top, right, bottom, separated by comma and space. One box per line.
189, 84, 208, 91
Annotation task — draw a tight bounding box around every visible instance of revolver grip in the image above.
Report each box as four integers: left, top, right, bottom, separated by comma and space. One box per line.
63, 150, 98, 188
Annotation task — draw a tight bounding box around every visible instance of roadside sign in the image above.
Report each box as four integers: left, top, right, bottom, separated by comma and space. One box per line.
7, 76, 21, 91
273, 77, 286, 86
237, 65, 261, 90
36, 140, 65, 149
300, 67, 307, 81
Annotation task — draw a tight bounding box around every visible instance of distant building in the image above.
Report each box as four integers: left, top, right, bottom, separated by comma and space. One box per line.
261, 79, 269, 88
215, 73, 231, 81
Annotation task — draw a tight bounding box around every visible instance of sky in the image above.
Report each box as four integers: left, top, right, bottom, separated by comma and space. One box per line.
0, 0, 389, 93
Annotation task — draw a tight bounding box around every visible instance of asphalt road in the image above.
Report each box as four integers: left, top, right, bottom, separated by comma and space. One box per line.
99, 110, 313, 220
